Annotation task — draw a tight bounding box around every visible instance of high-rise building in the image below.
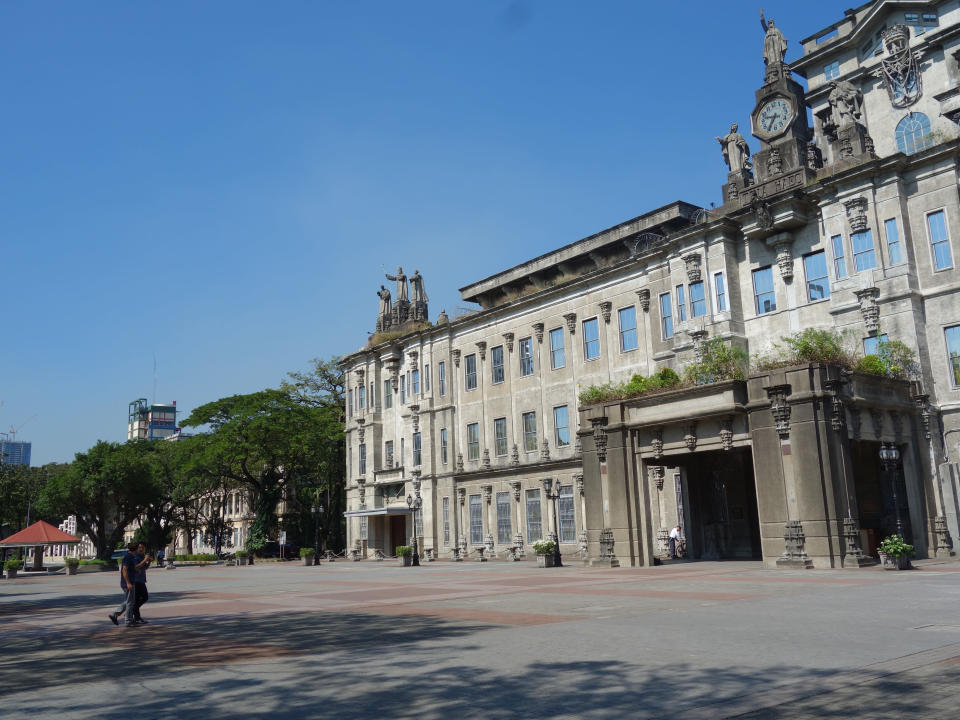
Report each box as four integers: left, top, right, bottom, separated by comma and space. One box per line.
127, 399, 178, 441
0, 439, 31, 466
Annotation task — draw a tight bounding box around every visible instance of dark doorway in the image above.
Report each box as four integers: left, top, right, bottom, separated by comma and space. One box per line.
850, 440, 913, 555
682, 449, 761, 560
389, 515, 407, 553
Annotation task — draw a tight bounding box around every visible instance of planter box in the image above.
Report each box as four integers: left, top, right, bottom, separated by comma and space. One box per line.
302, 556, 314, 566
5, 569, 17, 579
400, 555, 411, 566
65, 565, 78, 576
537, 554, 555, 568
881, 554, 911, 570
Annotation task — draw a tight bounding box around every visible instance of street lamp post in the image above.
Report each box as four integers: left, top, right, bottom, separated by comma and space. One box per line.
541, 478, 563, 568
406, 493, 422, 567
311, 501, 323, 565
879, 443, 903, 536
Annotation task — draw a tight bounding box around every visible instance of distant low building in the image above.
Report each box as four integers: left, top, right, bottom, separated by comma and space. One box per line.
127, 398, 178, 441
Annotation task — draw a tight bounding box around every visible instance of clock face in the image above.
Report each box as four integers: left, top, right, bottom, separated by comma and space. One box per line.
758, 98, 792, 135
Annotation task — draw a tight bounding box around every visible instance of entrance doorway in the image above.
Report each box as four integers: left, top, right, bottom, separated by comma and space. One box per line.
389, 515, 407, 554
850, 441, 913, 556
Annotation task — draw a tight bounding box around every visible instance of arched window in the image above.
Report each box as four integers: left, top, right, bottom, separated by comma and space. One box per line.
895, 112, 934, 155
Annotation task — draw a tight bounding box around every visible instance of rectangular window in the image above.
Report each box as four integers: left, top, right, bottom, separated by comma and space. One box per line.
525, 489, 542, 542
832, 234, 848, 279
753, 266, 776, 314
928, 210, 953, 270
554, 405, 570, 447
369, 382, 375, 410
465, 354, 477, 390
558, 485, 575, 543
519, 337, 534, 376
412, 369, 420, 395
714, 272, 727, 312
491, 345, 505, 384
689, 281, 707, 317
469, 494, 483, 545
550, 328, 565, 369
884, 218, 903, 265
946, 325, 960, 385
496, 491, 512, 544
494, 417, 508, 456
852, 229, 877, 272
583, 318, 600, 360
415, 504, 423, 538
413, 432, 421, 467
360, 515, 368, 539
522, 411, 537, 452
424, 364, 430, 392
359, 444, 366, 475
676, 284, 687, 322
660, 292, 674, 339
440, 428, 448, 465
442, 496, 450, 546
618, 306, 638, 351
400, 375, 406, 404
863, 333, 889, 356
804, 251, 830, 301
400, 437, 404, 466
467, 423, 479, 461
358, 385, 365, 409
385, 440, 394, 467
347, 389, 353, 418
824, 60, 840, 80
439, 361, 446, 396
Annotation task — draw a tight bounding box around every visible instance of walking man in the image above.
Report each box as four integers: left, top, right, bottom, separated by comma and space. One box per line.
132, 542, 152, 624
108, 542, 140, 626
669, 524, 682, 559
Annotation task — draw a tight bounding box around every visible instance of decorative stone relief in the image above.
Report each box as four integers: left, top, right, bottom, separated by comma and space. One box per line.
409, 405, 419, 432
452, 349, 461, 368
780, 520, 811, 563
838, 136, 854, 159
591, 417, 609, 462
407, 350, 418, 364
356, 418, 365, 444
873, 25, 923, 109
720, 416, 734, 451
766, 148, 782, 175
650, 465, 665, 491
574, 472, 584, 495
476, 341, 486, 361
683, 423, 698, 451
355, 368, 365, 383
503, 332, 514, 352
574, 434, 582, 457
510, 480, 521, 501
482, 485, 492, 503
751, 195, 774, 230
599, 528, 616, 559
683, 253, 702, 283
456, 453, 464, 473
849, 407, 862, 440
385, 445, 394, 468
636, 288, 651, 312
436, 308, 449, 325
688, 329, 708, 363
564, 313, 577, 335
599, 301, 612, 324
914, 393, 932, 440
824, 378, 846, 432
578, 531, 589, 558
540, 440, 551, 462
766, 385, 792, 439
806, 142, 821, 170
844, 197, 868, 233
651, 428, 664, 459
514, 532, 526, 559
457, 487, 466, 505
775, 238, 794, 282
482, 449, 491, 469
934, 516, 954, 556
532, 322, 544, 343
854, 287, 880, 334
510, 443, 520, 466
842, 517, 867, 562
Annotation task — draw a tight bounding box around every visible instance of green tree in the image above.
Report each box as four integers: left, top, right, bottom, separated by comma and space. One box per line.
0, 463, 64, 533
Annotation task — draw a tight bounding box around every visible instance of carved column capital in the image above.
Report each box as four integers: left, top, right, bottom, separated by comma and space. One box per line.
636, 288, 651, 312
683, 252, 702, 282
482, 484, 492, 503
574, 472, 584, 495
591, 417, 609, 462
855, 286, 880, 334
766, 384, 792, 439
843, 196, 868, 233
406, 350, 419, 364
540, 439, 551, 462
720, 415, 733, 451
510, 480, 521, 501
563, 313, 577, 335
457, 487, 466, 504
452, 349, 461, 367
599, 301, 612, 324
650, 465, 665, 490
532, 322, 544, 343
683, 422, 697, 451
502, 332, 514, 352
475, 341, 487, 361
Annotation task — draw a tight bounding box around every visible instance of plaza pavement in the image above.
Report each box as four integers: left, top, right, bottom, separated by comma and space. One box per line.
1, 557, 959, 719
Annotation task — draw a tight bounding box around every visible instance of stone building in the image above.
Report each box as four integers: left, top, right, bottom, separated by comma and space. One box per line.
341, 0, 960, 568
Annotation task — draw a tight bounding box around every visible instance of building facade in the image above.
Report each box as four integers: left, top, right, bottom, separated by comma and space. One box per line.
127, 398, 178, 441
342, 0, 960, 568
0, 439, 31, 466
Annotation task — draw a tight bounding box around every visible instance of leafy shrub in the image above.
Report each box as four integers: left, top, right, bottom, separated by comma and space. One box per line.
854, 354, 886, 375
235, 550, 249, 558
684, 338, 748, 385
879, 534, 914, 558
876, 340, 919, 380
4, 559, 23, 571
79, 558, 109, 566
299, 547, 316, 558
532, 540, 556, 556
395, 545, 412, 557
64, 557, 80, 568
579, 367, 683, 405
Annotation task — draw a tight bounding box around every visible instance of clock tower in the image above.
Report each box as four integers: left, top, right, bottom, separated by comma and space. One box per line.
749, 67, 814, 188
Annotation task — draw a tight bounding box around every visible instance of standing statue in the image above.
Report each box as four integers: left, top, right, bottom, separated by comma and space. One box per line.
385, 266, 408, 303
760, 10, 788, 76
827, 80, 864, 130
409, 270, 428, 305
377, 285, 392, 320
717, 123, 753, 174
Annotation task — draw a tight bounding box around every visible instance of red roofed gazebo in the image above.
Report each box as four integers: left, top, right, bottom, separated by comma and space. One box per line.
1, 521, 82, 571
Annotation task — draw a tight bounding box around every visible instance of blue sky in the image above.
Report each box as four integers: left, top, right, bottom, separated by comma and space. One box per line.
1, 1, 842, 465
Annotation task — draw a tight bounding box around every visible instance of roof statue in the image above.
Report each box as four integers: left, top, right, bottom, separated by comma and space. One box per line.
760, 9, 787, 81
717, 123, 753, 174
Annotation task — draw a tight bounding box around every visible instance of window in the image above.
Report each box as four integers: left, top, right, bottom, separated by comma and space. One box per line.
895, 113, 934, 155
690, 281, 707, 317
385, 440, 394, 467
660, 292, 674, 339
558, 485, 575, 543
550, 328, 565, 369
832, 235, 847, 279
519, 337, 534, 376
824, 60, 840, 80
400, 437, 404, 466
714, 272, 727, 312
469, 495, 483, 545
583, 318, 600, 360
424, 364, 430, 392
554, 405, 570, 447
618, 306, 638, 351
753, 266, 776, 314
853, 229, 877, 272
804, 251, 830, 301
884, 219, 903, 265
440, 428, 448, 465
400, 375, 406, 404
412, 369, 420, 395
491, 345, 505, 384
415, 505, 423, 537
946, 326, 960, 385
525, 489, 542, 542
347, 389, 353, 418
928, 210, 954, 270
497, 492, 512, 544
863, 333, 889, 356
358, 385, 365, 409
465, 354, 477, 391
359, 444, 366, 475
860, 26, 885, 58
494, 417, 508, 456
413, 432, 421, 467
439, 361, 446, 396
442, 496, 450, 546
370, 382, 375, 409
522, 411, 537, 452
676, 284, 687, 323
467, 423, 479, 461
360, 515, 368, 540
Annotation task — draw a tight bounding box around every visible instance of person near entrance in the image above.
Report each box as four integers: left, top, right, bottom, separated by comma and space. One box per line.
108, 541, 140, 626
669, 524, 683, 559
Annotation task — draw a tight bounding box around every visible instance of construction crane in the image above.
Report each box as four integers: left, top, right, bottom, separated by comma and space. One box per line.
8, 414, 36, 441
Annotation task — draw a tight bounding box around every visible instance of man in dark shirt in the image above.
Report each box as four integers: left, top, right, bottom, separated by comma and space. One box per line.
132, 542, 152, 624
108, 542, 140, 627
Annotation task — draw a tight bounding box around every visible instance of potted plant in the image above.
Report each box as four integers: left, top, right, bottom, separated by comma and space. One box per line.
300, 547, 316, 566
533, 540, 556, 568
396, 545, 412, 566
4, 558, 23, 579
235, 550, 249, 566
878, 534, 913, 570
64, 557, 80, 576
